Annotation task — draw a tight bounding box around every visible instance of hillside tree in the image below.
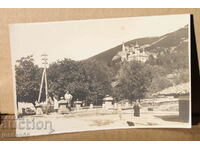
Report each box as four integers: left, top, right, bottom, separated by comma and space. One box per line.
113, 61, 152, 101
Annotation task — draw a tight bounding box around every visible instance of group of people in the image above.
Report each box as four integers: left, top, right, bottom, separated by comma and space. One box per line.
36, 91, 73, 114
52, 91, 73, 112
36, 91, 142, 117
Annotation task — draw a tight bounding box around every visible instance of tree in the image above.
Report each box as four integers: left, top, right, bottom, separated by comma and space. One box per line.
146, 54, 157, 66
113, 61, 152, 101
47, 59, 113, 105
15, 56, 114, 106
47, 59, 87, 100
144, 65, 172, 94
148, 76, 173, 94
15, 55, 41, 104
83, 60, 113, 105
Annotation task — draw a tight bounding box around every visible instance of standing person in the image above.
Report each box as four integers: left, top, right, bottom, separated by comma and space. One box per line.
53, 94, 59, 113
133, 99, 141, 117
45, 96, 52, 115
64, 91, 73, 109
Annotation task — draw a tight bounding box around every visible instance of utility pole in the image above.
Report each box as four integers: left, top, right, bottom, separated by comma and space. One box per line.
37, 54, 49, 103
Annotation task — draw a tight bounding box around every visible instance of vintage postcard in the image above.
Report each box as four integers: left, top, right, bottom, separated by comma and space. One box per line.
9, 14, 191, 137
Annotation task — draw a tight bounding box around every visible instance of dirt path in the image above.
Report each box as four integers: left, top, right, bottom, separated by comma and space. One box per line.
16, 108, 190, 137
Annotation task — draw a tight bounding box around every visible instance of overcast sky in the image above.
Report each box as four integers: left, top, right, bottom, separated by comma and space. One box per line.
9, 14, 190, 66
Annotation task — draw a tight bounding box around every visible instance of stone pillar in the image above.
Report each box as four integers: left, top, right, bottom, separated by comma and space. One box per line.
125, 102, 129, 108
102, 103, 105, 109
114, 102, 118, 109
89, 103, 93, 109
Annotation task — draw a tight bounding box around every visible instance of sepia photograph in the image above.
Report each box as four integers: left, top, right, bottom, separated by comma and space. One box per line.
9, 14, 191, 137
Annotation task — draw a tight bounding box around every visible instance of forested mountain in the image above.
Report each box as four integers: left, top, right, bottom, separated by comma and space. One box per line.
88, 25, 189, 68
86, 25, 189, 96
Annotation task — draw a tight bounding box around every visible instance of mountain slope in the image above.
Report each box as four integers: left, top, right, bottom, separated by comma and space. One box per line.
146, 25, 188, 51
88, 37, 159, 65
87, 25, 188, 66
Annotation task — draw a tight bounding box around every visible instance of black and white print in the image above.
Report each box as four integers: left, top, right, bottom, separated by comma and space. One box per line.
9, 14, 191, 137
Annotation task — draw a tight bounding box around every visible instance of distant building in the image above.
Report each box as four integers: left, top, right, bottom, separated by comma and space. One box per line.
127, 44, 148, 62
121, 42, 128, 62
112, 42, 149, 63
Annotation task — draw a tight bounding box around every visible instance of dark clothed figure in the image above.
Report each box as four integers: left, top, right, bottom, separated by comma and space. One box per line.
133, 101, 141, 117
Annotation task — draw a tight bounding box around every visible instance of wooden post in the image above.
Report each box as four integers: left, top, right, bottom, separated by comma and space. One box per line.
37, 54, 49, 103
38, 69, 45, 103
44, 67, 48, 102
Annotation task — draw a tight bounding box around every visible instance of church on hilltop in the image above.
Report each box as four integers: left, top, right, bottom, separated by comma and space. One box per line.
112, 42, 149, 63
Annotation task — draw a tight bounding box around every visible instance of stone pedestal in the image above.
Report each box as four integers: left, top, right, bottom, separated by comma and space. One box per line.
104, 101, 113, 110
74, 101, 82, 111
103, 96, 113, 110
58, 102, 69, 114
